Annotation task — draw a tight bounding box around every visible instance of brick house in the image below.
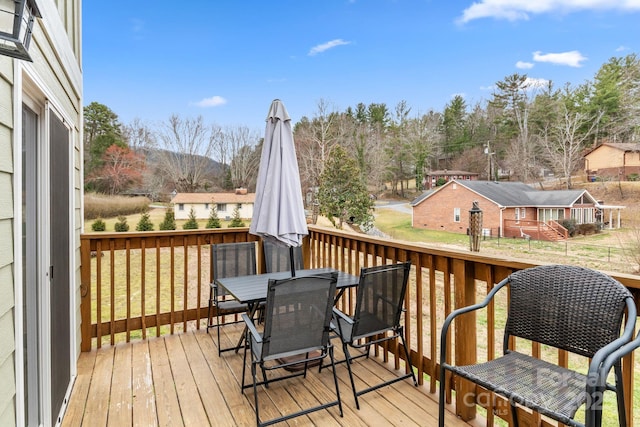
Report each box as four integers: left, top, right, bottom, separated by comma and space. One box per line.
411, 180, 609, 241
584, 143, 640, 180
171, 189, 255, 220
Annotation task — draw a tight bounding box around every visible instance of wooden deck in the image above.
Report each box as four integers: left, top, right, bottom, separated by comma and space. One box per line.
62, 325, 470, 426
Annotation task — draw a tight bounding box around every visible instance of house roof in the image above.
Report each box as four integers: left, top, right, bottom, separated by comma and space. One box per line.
412, 180, 598, 208
584, 142, 640, 156
425, 170, 479, 176
171, 192, 256, 204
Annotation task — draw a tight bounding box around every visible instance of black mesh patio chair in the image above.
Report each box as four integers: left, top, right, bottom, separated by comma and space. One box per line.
207, 241, 257, 355
263, 240, 304, 273
328, 261, 417, 409
241, 272, 342, 427
438, 264, 640, 427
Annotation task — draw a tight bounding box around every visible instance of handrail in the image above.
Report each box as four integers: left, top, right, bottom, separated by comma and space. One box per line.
79, 225, 640, 426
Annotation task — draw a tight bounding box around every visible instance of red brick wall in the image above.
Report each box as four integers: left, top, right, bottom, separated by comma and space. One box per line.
412, 183, 504, 234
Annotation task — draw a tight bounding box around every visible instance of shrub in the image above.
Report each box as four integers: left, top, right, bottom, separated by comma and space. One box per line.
206, 205, 221, 229
136, 211, 154, 231
576, 223, 599, 235
91, 218, 106, 232
628, 173, 639, 182
114, 216, 130, 232
559, 218, 577, 237
159, 209, 176, 230
228, 205, 245, 228
183, 207, 199, 230
84, 193, 150, 220
435, 178, 447, 187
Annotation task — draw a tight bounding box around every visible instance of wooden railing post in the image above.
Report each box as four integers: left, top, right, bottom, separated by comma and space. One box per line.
80, 238, 92, 351
453, 259, 477, 422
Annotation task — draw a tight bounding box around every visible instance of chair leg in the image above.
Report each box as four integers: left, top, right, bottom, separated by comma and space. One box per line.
328, 345, 344, 417
251, 360, 261, 427
438, 366, 446, 427
241, 333, 249, 392
206, 286, 213, 333
510, 403, 519, 427
614, 363, 626, 427
399, 330, 417, 386
341, 341, 360, 409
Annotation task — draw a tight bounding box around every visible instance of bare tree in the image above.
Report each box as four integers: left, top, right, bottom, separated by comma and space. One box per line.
541, 102, 603, 189
223, 125, 261, 190
155, 115, 220, 192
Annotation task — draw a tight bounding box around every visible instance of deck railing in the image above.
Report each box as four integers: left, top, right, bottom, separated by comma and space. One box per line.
80, 225, 640, 426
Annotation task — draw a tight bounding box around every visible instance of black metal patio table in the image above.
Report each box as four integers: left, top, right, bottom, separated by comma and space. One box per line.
215, 267, 360, 352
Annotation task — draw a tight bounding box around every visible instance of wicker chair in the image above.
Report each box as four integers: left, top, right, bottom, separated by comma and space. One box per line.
206, 241, 257, 355
438, 264, 640, 427
241, 272, 342, 427
263, 240, 304, 273
328, 261, 417, 409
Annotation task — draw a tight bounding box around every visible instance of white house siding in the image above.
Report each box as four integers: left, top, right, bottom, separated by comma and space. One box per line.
0, 1, 82, 425
174, 202, 255, 220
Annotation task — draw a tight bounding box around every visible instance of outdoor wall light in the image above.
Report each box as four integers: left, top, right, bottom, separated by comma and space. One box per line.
0, 0, 41, 62
469, 201, 483, 252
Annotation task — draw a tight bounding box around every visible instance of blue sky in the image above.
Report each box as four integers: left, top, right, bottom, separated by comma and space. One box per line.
83, 1, 640, 132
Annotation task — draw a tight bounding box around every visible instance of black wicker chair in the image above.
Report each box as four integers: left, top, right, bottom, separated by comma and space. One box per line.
241, 273, 342, 427
328, 261, 417, 409
263, 240, 304, 273
206, 241, 257, 355
438, 264, 640, 427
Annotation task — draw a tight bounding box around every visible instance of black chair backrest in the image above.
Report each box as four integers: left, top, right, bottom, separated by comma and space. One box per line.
263, 240, 304, 273
212, 242, 257, 294
351, 261, 412, 340
261, 273, 337, 359
505, 264, 632, 358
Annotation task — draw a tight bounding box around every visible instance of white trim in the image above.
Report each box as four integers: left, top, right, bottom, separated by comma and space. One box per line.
34, 0, 82, 94
13, 59, 26, 427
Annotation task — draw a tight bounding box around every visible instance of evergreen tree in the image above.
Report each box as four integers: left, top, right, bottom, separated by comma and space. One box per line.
91, 218, 106, 232
228, 205, 245, 227
159, 208, 177, 230
317, 145, 374, 230
206, 204, 222, 228
136, 211, 154, 231
183, 206, 199, 229
114, 215, 130, 232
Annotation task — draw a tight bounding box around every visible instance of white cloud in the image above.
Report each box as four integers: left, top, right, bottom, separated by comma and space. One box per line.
457, 0, 640, 24
616, 45, 629, 52
516, 61, 534, 69
193, 96, 227, 108
480, 85, 495, 91
308, 39, 351, 56
533, 50, 586, 67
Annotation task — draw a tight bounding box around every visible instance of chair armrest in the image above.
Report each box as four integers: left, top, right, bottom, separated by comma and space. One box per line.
439, 277, 509, 367
241, 313, 262, 343
589, 297, 639, 390
332, 307, 353, 324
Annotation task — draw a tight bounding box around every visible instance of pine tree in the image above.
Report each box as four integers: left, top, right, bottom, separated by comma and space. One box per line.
159, 209, 177, 230
205, 204, 221, 228
228, 205, 245, 228
136, 211, 154, 231
183, 206, 199, 229
91, 218, 106, 232
114, 215, 130, 232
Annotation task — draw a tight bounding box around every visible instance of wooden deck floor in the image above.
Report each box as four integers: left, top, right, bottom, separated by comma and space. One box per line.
62, 325, 470, 426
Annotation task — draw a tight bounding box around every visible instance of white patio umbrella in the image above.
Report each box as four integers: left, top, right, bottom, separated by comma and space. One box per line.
249, 99, 308, 276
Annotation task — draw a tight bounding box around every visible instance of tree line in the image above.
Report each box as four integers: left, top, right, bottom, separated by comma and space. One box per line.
84, 53, 640, 228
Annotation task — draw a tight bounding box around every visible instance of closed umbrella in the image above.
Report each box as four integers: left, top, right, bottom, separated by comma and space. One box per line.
249, 99, 308, 276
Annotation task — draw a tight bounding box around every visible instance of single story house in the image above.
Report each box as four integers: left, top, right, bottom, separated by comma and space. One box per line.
411, 180, 623, 241
423, 169, 478, 189
171, 190, 256, 220
584, 142, 640, 180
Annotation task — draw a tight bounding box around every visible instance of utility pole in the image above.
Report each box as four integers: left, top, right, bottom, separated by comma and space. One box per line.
484, 142, 494, 181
